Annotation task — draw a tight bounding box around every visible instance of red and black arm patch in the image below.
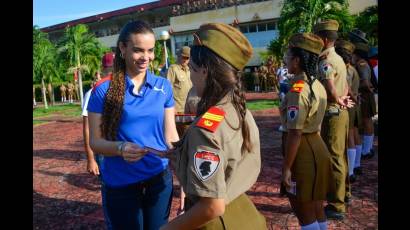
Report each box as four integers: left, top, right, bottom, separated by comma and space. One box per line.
196, 106, 225, 133
290, 80, 304, 93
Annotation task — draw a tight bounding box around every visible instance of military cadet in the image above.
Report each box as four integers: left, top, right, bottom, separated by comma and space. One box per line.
280, 33, 333, 230
350, 39, 377, 161
253, 67, 261, 92
259, 63, 268, 92
313, 19, 354, 220
67, 81, 74, 103
335, 40, 362, 183
60, 83, 67, 103
161, 22, 266, 230
167, 46, 193, 137
266, 56, 279, 92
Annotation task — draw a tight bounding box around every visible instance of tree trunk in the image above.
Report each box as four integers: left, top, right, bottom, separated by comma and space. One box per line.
41, 77, 48, 109
77, 54, 84, 106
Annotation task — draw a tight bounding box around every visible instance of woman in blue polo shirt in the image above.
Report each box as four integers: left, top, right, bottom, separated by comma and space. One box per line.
87, 20, 179, 230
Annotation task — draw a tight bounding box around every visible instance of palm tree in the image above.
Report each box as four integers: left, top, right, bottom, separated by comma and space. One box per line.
33, 26, 59, 109
58, 24, 105, 106
269, 0, 354, 61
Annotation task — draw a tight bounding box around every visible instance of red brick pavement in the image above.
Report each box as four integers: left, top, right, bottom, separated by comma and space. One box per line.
33, 94, 378, 230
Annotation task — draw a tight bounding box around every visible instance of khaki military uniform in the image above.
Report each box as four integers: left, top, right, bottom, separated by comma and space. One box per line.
267, 65, 278, 91
347, 64, 362, 129
167, 64, 192, 113
280, 72, 333, 202
318, 47, 349, 213
356, 59, 377, 119
173, 95, 266, 229
253, 71, 260, 85
259, 65, 268, 91
67, 83, 74, 96
60, 84, 67, 101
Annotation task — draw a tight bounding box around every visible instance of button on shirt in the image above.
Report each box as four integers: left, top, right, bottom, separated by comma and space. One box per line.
87, 70, 175, 187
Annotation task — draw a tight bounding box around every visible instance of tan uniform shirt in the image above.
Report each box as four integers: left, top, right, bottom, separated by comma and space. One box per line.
174, 95, 261, 204
355, 59, 372, 90
253, 72, 260, 85
280, 72, 327, 133
167, 64, 192, 113
318, 47, 347, 109
346, 64, 360, 99
67, 83, 74, 93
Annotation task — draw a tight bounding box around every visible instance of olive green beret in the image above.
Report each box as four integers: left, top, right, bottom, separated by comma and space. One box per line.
335, 39, 355, 54
353, 42, 369, 53
313, 19, 339, 32
288, 33, 324, 55
193, 23, 253, 70
180, 46, 190, 57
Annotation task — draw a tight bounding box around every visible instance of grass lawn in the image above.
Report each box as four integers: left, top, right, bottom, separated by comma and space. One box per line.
33, 104, 82, 118
246, 99, 280, 111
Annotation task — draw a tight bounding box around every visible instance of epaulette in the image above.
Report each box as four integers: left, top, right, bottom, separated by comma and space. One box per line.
92, 75, 113, 92
196, 106, 225, 133
290, 80, 305, 93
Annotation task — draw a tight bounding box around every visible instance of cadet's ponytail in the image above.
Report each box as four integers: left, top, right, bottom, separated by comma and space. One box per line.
289, 47, 320, 101
191, 45, 252, 153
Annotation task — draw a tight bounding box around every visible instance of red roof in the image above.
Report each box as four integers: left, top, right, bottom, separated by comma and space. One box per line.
41, 0, 184, 33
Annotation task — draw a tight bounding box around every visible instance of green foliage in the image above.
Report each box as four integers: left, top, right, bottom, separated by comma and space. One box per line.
246, 99, 280, 111
33, 104, 82, 118
353, 5, 378, 46
268, 0, 355, 62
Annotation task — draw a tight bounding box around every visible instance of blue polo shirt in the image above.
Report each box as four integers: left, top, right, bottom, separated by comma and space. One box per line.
87, 70, 175, 187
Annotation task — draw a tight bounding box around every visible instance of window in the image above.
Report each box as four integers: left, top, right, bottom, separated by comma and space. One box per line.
267, 22, 276, 31
249, 24, 257, 33
258, 23, 267, 32
239, 25, 248, 33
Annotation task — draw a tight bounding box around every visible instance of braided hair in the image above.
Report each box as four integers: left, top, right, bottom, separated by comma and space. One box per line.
101, 20, 154, 140
289, 47, 320, 101
191, 45, 252, 153
335, 47, 353, 65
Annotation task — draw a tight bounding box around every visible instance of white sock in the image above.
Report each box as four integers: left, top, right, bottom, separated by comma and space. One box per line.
355, 145, 362, 168
347, 148, 356, 176
362, 135, 372, 154
301, 221, 319, 230
318, 221, 327, 230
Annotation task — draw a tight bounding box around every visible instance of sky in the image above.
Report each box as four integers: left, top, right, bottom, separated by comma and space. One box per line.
33, 0, 158, 28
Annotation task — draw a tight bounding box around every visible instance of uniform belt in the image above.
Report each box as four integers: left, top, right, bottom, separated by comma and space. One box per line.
302, 132, 320, 136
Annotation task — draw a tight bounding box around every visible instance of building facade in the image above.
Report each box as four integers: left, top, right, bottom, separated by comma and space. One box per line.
41, 0, 377, 68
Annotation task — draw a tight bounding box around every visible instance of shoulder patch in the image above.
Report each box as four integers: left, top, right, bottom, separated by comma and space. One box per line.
320, 62, 333, 74
290, 80, 304, 93
193, 149, 220, 181
93, 75, 112, 92
196, 106, 225, 132
287, 106, 299, 121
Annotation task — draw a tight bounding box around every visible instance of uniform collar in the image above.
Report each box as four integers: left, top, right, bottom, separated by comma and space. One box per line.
290, 72, 308, 84
320, 46, 335, 57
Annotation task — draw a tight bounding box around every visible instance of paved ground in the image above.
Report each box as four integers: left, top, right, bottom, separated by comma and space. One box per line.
33, 92, 378, 229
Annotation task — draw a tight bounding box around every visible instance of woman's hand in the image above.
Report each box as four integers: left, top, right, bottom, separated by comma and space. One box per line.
87, 158, 100, 176
282, 167, 292, 190
121, 142, 148, 163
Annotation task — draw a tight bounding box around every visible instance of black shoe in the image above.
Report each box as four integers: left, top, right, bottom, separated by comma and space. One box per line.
354, 167, 362, 175
349, 174, 357, 183
324, 206, 345, 220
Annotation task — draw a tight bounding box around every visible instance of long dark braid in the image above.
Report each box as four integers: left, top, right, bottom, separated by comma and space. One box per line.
192, 46, 252, 153
101, 20, 154, 140
290, 47, 319, 101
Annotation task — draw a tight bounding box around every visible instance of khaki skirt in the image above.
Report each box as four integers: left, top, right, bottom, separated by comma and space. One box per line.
291, 132, 334, 202
348, 105, 362, 129
185, 193, 267, 230
360, 91, 377, 118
